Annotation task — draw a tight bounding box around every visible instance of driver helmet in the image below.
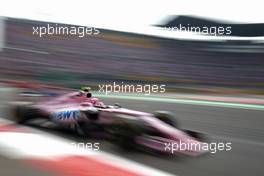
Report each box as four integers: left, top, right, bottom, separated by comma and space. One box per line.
80, 86, 92, 98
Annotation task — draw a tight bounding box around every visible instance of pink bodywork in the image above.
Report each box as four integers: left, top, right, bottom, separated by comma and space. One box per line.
33, 91, 208, 156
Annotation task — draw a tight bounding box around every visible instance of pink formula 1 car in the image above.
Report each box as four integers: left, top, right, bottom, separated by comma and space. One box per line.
13, 87, 208, 156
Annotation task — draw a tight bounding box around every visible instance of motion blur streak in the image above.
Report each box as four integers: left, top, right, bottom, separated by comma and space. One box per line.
1, 17, 264, 95
94, 94, 264, 111
0, 119, 175, 176
0, 12, 264, 176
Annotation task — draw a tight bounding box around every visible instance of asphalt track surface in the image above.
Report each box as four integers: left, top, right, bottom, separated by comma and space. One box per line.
1, 96, 264, 176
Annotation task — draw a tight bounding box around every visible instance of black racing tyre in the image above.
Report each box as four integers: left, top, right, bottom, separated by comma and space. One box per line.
183, 130, 208, 142
154, 111, 178, 128
14, 105, 40, 124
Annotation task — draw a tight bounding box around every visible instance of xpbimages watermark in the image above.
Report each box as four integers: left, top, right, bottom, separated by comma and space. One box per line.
70, 142, 100, 151
32, 24, 100, 37
98, 82, 166, 95
164, 141, 232, 154
164, 24, 232, 36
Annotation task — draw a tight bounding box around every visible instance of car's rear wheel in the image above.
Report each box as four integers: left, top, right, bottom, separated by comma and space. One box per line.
14, 105, 40, 124
153, 111, 178, 127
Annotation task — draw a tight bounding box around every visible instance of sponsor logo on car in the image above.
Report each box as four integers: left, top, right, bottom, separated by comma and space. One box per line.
53, 110, 81, 122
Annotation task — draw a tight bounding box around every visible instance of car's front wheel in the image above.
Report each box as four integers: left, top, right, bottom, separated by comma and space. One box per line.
183, 129, 208, 142
153, 111, 178, 128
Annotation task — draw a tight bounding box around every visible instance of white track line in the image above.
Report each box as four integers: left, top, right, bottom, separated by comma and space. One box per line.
4, 46, 50, 54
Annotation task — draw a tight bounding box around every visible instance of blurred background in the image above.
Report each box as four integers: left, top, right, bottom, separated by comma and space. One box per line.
0, 0, 264, 176
0, 16, 264, 95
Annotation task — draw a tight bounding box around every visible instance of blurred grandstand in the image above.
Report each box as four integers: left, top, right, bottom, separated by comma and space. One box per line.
158, 15, 264, 37
0, 17, 264, 95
